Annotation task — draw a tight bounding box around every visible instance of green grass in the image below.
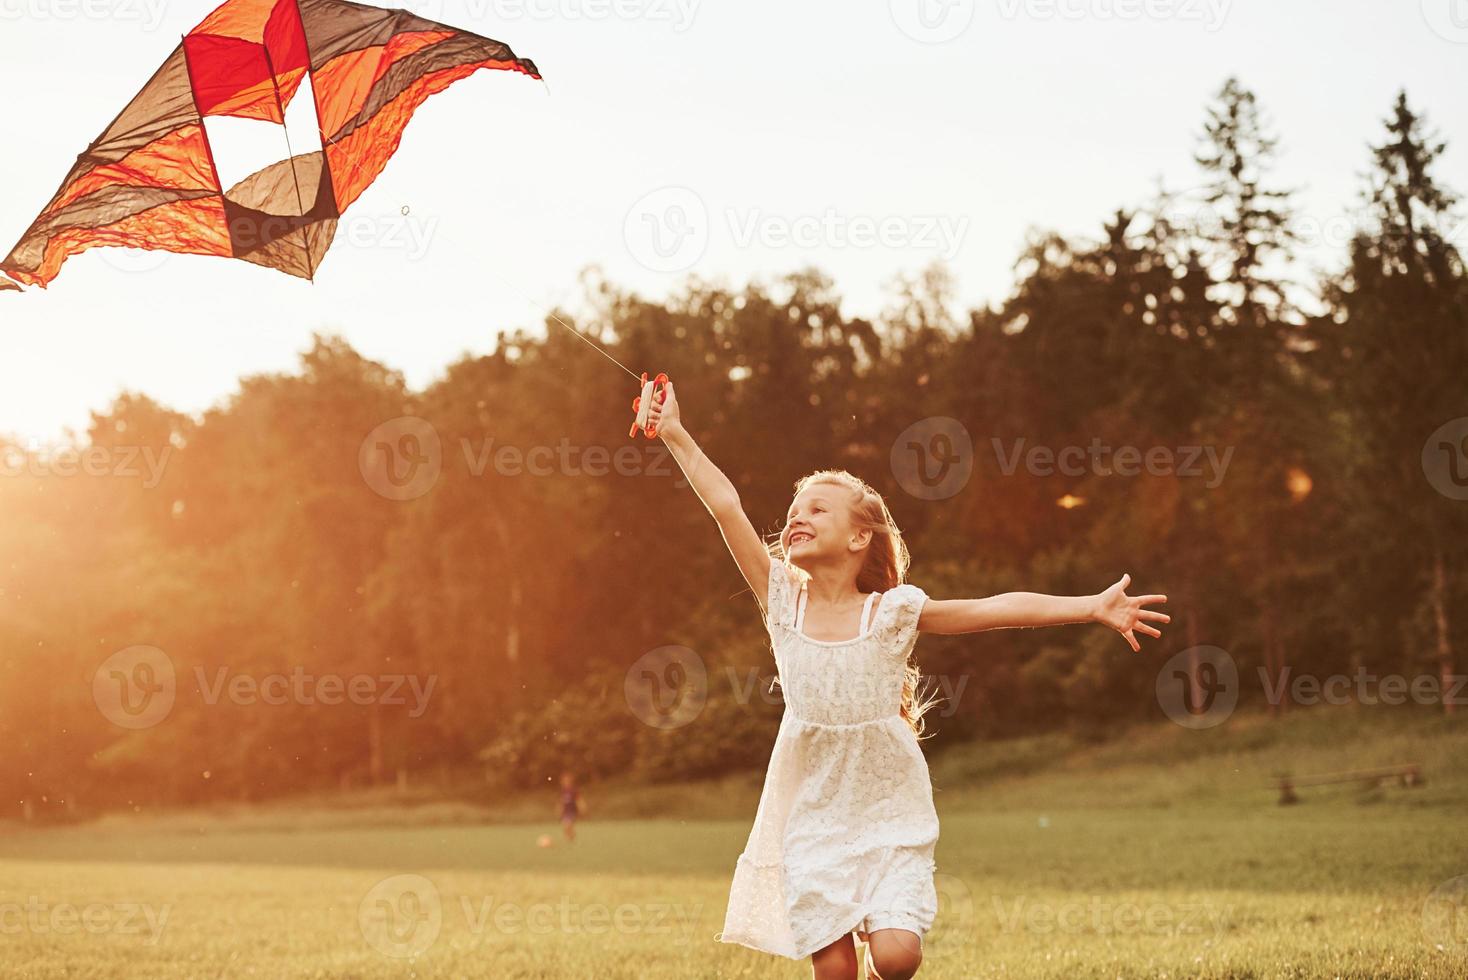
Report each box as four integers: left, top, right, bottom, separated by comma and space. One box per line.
4, 706, 1467, 978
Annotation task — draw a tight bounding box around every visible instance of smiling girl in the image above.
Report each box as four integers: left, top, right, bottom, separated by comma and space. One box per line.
647, 382, 1169, 980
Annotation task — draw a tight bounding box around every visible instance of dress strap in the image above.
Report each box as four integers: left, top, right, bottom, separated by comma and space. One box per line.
859, 591, 878, 634
794, 583, 808, 633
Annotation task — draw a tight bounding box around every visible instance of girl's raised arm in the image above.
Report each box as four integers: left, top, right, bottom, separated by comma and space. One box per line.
919, 575, 1170, 652
648, 383, 773, 610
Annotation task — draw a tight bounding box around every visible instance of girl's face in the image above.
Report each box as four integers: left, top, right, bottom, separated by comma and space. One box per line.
783, 485, 865, 562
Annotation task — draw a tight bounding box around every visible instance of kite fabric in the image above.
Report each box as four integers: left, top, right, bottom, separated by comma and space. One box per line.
1, 0, 540, 289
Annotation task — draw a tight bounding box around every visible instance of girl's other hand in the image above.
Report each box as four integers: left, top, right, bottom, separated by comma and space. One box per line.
649, 380, 681, 435
1093, 573, 1170, 652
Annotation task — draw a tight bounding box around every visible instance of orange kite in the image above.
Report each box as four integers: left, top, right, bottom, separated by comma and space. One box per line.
0, 0, 540, 291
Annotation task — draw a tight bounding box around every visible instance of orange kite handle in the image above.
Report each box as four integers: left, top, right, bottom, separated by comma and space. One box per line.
629, 372, 670, 439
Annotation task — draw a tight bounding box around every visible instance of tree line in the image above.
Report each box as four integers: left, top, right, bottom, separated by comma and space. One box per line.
2, 79, 1463, 815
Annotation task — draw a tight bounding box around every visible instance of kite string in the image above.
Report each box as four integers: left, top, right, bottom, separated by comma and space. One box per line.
477, 264, 644, 385
545, 310, 644, 383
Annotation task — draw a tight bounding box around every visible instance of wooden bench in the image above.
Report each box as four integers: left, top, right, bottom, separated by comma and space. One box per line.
1274, 765, 1423, 804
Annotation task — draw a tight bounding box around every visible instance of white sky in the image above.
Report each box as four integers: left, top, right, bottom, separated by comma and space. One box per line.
1, 0, 1465, 443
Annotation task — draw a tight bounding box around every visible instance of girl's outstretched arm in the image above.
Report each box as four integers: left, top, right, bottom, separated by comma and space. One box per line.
648, 383, 773, 609
919, 575, 1170, 652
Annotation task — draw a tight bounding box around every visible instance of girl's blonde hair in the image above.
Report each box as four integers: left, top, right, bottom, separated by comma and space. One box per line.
767, 469, 942, 738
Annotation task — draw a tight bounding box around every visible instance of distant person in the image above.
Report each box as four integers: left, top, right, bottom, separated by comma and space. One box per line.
645, 382, 1170, 980
558, 771, 584, 843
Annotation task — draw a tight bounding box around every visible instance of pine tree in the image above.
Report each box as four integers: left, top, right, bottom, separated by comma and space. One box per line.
1328, 92, 1467, 713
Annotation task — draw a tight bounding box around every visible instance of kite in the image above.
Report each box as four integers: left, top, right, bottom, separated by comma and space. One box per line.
0, 0, 540, 290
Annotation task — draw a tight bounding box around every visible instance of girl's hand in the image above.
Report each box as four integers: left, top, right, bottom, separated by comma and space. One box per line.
1093, 574, 1169, 652
648, 380, 681, 435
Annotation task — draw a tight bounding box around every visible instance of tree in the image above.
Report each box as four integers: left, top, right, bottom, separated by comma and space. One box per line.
1325, 92, 1467, 713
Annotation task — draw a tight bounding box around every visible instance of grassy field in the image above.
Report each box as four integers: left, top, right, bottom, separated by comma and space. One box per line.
3, 706, 1467, 978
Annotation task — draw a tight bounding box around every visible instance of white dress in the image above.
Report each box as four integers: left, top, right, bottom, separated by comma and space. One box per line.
716, 559, 940, 960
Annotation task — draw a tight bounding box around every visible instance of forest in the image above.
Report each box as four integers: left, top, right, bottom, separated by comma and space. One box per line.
3, 79, 1463, 814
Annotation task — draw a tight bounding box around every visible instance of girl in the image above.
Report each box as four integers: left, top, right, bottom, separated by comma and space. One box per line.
647, 383, 1169, 980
